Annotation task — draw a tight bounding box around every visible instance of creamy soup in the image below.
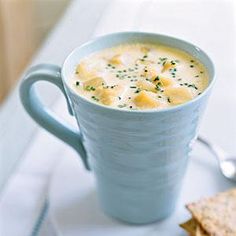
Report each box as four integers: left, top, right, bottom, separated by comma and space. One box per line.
70, 43, 209, 110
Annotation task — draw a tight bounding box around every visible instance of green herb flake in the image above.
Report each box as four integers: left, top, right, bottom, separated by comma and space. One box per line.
76, 81, 80, 86
91, 96, 99, 101
118, 104, 127, 108
154, 76, 160, 81
188, 84, 198, 90
159, 57, 167, 61
85, 86, 96, 91
155, 85, 162, 91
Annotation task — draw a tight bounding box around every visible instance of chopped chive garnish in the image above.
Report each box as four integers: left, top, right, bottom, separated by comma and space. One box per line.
190, 65, 194, 68
188, 84, 198, 90
155, 85, 162, 91
85, 86, 96, 91
91, 96, 99, 101
118, 104, 127, 108
159, 57, 167, 61
130, 86, 137, 89
76, 81, 80, 86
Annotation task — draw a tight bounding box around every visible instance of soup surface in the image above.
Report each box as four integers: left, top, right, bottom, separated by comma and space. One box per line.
70, 43, 209, 110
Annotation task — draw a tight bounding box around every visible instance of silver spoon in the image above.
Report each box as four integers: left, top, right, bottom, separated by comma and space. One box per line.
197, 136, 236, 182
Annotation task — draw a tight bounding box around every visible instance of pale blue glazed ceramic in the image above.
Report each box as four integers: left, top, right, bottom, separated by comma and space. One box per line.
20, 32, 215, 224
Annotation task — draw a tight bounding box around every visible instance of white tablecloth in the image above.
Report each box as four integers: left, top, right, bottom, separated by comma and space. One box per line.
1, 0, 236, 235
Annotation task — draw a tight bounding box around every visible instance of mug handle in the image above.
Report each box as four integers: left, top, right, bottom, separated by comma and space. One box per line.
20, 64, 89, 170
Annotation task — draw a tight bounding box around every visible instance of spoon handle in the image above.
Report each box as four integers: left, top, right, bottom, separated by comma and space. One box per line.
197, 136, 227, 161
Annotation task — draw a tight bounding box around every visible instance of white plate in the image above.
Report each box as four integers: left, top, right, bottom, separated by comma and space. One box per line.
48, 142, 235, 236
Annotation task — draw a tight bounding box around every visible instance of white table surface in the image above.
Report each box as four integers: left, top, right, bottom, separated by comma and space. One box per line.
0, 0, 236, 235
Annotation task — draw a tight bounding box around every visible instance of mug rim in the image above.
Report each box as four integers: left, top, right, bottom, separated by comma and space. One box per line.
62, 31, 216, 113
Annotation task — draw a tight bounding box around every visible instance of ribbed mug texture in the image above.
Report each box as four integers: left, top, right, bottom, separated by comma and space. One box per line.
63, 32, 214, 224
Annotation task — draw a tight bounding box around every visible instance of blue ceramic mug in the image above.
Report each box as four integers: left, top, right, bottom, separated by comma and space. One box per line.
20, 32, 215, 224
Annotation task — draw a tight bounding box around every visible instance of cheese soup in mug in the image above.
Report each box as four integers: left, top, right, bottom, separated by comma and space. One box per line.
70, 43, 209, 110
